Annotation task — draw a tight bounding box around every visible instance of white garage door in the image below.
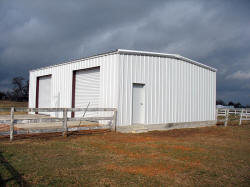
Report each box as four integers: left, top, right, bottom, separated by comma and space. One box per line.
38, 75, 51, 115
75, 67, 100, 117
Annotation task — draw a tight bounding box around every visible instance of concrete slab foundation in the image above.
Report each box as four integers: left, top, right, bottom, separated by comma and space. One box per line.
117, 120, 217, 133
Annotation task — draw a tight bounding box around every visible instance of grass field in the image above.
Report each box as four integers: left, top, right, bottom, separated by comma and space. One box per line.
0, 100, 28, 115
0, 125, 249, 186
0, 100, 28, 108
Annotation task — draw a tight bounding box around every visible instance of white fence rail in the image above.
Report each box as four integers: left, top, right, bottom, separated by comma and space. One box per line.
217, 108, 250, 126
0, 107, 117, 141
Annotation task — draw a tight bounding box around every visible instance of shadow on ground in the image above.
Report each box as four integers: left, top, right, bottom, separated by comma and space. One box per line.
0, 152, 29, 187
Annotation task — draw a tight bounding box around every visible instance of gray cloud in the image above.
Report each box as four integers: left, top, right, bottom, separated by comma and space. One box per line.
0, 0, 250, 104
226, 71, 250, 80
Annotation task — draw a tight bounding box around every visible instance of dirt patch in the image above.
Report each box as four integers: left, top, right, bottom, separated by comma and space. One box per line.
105, 163, 185, 178
170, 145, 193, 151
0, 129, 111, 141
145, 127, 223, 138
151, 144, 206, 153
96, 143, 169, 159
99, 133, 158, 143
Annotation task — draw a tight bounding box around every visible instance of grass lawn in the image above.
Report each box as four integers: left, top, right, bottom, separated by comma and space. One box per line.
0, 100, 28, 108
0, 100, 28, 115
0, 125, 249, 186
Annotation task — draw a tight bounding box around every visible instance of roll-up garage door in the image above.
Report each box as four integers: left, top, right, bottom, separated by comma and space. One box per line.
37, 75, 51, 115
74, 67, 100, 117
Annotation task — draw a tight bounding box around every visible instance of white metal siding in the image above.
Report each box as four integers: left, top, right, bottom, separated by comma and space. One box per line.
117, 54, 216, 126
29, 53, 119, 117
75, 67, 100, 117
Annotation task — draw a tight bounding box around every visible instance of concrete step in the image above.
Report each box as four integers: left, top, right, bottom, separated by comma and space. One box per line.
131, 128, 149, 133
130, 125, 149, 133
117, 124, 149, 133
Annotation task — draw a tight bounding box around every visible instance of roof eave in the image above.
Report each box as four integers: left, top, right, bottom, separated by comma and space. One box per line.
117, 49, 217, 72
29, 49, 119, 72
30, 49, 217, 73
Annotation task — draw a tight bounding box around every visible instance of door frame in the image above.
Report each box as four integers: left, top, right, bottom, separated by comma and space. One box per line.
71, 70, 76, 117
35, 74, 52, 114
131, 83, 145, 124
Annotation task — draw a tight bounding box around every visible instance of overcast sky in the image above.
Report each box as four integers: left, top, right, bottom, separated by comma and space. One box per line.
0, 0, 250, 105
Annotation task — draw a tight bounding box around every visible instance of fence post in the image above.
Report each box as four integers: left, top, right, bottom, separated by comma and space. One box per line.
10, 107, 14, 141
113, 110, 117, 132
62, 108, 68, 137
224, 109, 229, 127
239, 108, 243, 126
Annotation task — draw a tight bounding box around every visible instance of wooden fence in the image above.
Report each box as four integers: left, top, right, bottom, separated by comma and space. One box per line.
0, 107, 117, 141
216, 108, 250, 126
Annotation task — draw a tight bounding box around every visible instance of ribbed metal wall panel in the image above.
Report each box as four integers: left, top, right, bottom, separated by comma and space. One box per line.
116, 54, 216, 126
29, 54, 119, 118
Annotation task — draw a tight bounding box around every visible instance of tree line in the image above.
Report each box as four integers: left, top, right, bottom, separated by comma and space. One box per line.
216, 99, 249, 108
0, 77, 28, 101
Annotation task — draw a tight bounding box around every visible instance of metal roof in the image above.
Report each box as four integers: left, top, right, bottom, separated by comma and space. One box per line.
30, 49, 217, 72
117, 49, 217, 72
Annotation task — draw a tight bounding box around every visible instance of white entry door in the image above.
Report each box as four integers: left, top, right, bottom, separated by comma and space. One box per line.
132, 83, 145, 124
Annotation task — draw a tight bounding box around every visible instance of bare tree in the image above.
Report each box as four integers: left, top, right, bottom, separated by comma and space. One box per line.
10, 77, 29, 101
0, 91, 6, 100
216, 99, 226, 106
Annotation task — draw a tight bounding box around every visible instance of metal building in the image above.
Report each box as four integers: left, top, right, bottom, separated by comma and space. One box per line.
29, 49, 217, 127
